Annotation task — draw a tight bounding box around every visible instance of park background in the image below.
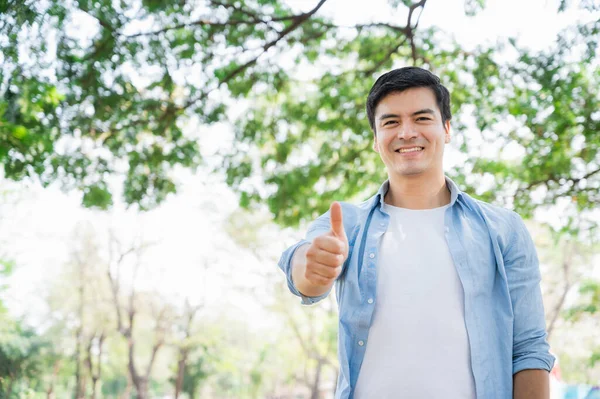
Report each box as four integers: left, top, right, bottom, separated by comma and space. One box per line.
1, 0, 600, 397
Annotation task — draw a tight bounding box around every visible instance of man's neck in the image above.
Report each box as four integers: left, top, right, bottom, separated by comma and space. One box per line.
384, 173, 450, 210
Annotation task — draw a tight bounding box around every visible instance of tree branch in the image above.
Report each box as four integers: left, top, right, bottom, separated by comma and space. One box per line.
107, 232, 137, 335
572, 166, 600, 185
364, 37, 410, 76
182, 0, 329, 111
407, 0, 427, 63
515, 165, 600, 204
408, 0, 427, 30
361, 0, 427, 75
97, 332, 105, 381
144, 302, 169, 379
548, 236, 578, 339
208, 0, 265, 24
78, 6, 118, 32
126, 0, 319, 39
547, 255, 572, 338
312, 20, 408, 33
285, 312, 313, 358
145, 342, 163, 380
124, 19, 248, 38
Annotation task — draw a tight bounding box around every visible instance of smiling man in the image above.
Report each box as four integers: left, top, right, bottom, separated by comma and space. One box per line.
278, 67, 554, 398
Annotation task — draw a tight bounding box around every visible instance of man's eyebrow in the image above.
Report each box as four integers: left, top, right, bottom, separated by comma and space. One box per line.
412, 108, 435, 116
378, 109, 436, 121
378, 113, 400, 121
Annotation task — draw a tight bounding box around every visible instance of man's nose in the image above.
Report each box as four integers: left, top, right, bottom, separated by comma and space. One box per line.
396, 122, 418, 140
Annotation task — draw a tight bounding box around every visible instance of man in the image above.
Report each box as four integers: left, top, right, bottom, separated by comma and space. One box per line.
278, 67, 555, 398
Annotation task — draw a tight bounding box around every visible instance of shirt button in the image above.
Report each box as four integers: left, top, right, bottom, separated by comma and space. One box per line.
380, 222, 385, 226
358, 340, 365, 346
369, 253, 375, 259
445, 226, 449, 233
367, 298, 374, 304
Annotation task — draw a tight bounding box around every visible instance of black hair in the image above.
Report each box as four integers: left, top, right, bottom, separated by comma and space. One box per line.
366, 67, 452, 133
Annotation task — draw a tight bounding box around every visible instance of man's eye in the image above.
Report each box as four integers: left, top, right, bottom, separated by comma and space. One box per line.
384, 120, 397, 126
417, 117, 431, 121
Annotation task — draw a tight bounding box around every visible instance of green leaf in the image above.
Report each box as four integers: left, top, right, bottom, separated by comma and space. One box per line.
82, 183, 113, 209
12, 125, 27, 139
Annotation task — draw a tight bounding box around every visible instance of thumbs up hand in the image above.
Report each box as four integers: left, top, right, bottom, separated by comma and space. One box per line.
304, 202, 349, 286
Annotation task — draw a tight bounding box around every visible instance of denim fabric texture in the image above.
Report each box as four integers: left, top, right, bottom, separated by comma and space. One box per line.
278, 177, 555, 399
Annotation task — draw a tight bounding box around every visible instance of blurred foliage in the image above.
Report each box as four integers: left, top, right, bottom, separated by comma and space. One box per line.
0, 0, 597, 232
0, 259, 14, 300
0, 217, 341, 398
0, 265, 51, 398
177, 353, 212, 398
1, 0, 600, 395
0, 311, 45, 398
224, 6, 600, 228
567, 280, 600, 319
563, 277, 600, 380
534, 222, 600, 385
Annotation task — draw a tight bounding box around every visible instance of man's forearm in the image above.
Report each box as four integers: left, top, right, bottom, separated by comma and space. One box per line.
513, 369, 550, 399
291, 243, 334, 298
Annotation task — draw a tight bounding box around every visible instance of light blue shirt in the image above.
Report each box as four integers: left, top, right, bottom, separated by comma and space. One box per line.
278, 177, 555, 398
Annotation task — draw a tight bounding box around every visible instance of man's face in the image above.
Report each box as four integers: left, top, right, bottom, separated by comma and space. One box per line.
372, 87, 451, 179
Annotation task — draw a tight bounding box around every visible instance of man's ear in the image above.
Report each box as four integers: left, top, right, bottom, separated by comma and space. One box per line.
444, 121, 451, 144
373, 135, 379, 153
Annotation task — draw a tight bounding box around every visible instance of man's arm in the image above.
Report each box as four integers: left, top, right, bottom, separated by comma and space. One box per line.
513, 369, 549, 399
504, 212, 555, 393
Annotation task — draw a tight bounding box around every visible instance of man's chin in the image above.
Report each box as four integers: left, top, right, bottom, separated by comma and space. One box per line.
393, 167, 427, 177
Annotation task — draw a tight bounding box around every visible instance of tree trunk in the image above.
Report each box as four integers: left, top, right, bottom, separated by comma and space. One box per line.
74, 329, 86, 399
6, 377, 15, 399
90, 378, 98, 399
174, 302, 199, 399
75, 255, 87, 399
174, 349, 188, 399
547, 255, 573, 339
128, 339, 150, 399
133, 378, 149, 399
46, 359, 62, 399
86, 333, 104, 399
107, 240, 163, 399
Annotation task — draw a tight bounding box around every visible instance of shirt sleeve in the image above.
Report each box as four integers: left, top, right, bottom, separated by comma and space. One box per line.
505, 212, 556, 374
278, 212, 333, 305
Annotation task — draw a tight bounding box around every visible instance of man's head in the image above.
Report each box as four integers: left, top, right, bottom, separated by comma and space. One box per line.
366, 67, 452, 133
367, 67, 452, 179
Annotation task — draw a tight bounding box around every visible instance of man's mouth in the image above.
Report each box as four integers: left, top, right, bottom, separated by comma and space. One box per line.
395, 147, 424, 154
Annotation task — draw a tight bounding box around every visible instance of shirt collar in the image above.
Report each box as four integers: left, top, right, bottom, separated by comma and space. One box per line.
372, 176, 463, 210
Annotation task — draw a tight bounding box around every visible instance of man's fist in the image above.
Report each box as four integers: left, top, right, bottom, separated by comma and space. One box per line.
304, 202, 349, 286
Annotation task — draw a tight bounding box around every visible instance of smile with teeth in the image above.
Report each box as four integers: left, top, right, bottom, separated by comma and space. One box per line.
396, 147, 424, 153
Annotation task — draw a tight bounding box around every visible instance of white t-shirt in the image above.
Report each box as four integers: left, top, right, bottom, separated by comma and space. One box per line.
354, 203, 476, 398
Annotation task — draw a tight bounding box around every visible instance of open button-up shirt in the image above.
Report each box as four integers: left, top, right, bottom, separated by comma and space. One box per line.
278, 177, 555, 398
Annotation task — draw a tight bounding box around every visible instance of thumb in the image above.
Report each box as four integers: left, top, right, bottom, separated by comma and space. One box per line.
329, 202, 346, 239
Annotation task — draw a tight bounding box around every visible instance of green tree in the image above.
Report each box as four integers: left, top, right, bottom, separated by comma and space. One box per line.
1, 0, 336, 210
0, 307, 45, 398
528, 219, 600, 384
224, 4, 600, 228
169, 343, 212, 399
564, 275, 600, 382
224, 206, 339, 396
3, 0, 600, 390
2, 0, 596, 230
